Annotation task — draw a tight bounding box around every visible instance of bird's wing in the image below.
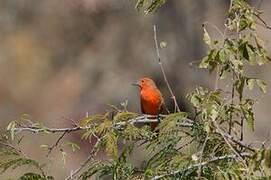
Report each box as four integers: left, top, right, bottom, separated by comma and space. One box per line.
140, 97, 146, 114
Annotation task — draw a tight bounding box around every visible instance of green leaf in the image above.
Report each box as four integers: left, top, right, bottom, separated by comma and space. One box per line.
79, 161, 107, 180
190, 94, 201, 108
105, 132, 118, 157
210, 106, 219, 121
136, 0, 166, 14
203, 25, 211, 46
61, 150, 67, 165
113, 112, 138, 123
241, 99, 255, 131
239, 41, 249, 60
79, 114, 107, 127
204, 121, 214, 134
264, 149, 271, 168
96, 120, 112, 134
6, 121, 17, 140
235, 78, 245, 100
246, 44, 257, 65
160, 41, 167, 48
40, 144, 49, 150
0, 156, 41, 175
246, 78, 255, 90
65, 141, 80, 152
145, 0, 166, 14
219, 49, 228, 63
135, 0, 146, 11
19, 173, 45, 180
244, 109, 254, 131
158, 112, 188, 134
256, 79, 267, 93
199, 56, 209, 69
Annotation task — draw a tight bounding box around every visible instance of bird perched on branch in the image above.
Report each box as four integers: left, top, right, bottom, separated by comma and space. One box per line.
133, 77, 168, 131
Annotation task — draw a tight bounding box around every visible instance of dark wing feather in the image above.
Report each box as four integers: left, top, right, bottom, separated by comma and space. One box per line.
140, 97, 146, 114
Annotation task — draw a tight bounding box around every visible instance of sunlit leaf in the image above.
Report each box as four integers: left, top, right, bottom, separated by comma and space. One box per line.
256, 79, 267, 93
65, 141, 80, 152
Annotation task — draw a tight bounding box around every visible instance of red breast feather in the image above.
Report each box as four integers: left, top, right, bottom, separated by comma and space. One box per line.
140, 88, 162, 115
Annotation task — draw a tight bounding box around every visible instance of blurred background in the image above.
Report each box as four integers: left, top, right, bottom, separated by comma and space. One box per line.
0, 0, 271, 178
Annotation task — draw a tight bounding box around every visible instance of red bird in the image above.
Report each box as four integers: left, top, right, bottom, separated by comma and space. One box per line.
133, 77, 168, 131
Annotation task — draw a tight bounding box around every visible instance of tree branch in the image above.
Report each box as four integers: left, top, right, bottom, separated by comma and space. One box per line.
12, 115, 193, 134
254, 13, 271, 30
153, 25, 181, 112
65, 133, 103, 180
46, 131, 68, 157
10, 114, 254, 153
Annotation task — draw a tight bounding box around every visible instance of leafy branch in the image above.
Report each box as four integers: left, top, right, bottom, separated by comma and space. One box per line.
151, 152, 252, 180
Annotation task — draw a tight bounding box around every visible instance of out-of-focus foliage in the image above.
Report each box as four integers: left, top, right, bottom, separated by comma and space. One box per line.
135, 0, 166, 14
0, 141, 52, 179
1, 0, 271, 179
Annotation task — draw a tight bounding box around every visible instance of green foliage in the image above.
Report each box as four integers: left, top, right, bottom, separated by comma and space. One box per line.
0, 145, 50, 179
80, 146, 135, 180
65, 141, 80, 152
19, 173, 53, 180
200, 0, 270, 134
135, 0, 166, 14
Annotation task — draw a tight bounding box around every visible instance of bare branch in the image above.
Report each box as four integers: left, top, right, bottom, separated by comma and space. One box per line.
46, 131, 68, 157
65, 134, 103, 180
228, 74, 235, 135
218, 129, 255, 152
254, 13, 271, 30
153, 25, 181, 112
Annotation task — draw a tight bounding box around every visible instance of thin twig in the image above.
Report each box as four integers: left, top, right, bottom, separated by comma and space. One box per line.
65, 134, 102, 180
151, 152, 251, 180
0, 141, 23, 155
214, 67, 220, 90
153, 25, 180, 112
46, 131, 68, 157
229, 74, 235, 135
254, 13, 271, 30
229, 0, 233, 12
218, 130, 255, 152
198, 135, 209, 177
213, 121, 248, 169
240, 116, 244, 141
177, 138, 195, 151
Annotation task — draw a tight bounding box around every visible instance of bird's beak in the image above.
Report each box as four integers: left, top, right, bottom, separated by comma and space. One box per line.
132, 81, 140, 88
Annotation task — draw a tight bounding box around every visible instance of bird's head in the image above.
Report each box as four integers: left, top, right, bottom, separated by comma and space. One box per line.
132, 77, 157, 89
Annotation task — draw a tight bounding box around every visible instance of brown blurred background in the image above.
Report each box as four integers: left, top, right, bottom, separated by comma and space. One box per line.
0, 0, 271, 178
